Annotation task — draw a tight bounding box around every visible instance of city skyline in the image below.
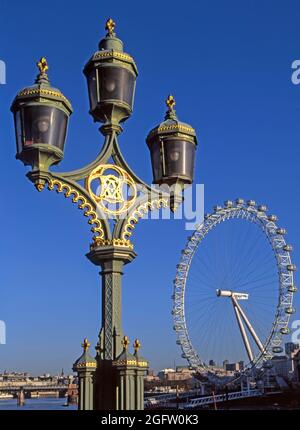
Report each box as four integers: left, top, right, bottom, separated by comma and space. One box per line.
0, 0, 300, 375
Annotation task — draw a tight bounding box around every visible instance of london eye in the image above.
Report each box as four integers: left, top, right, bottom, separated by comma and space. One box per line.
172, 199, 297, 381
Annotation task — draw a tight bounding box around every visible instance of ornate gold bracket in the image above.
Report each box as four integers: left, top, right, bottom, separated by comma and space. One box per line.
120, 198, 169, 241
30, 131, 179, 251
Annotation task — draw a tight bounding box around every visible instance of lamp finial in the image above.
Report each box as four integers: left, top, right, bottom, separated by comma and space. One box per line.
81, 338, 90, 352
166, 94, 176, 111
37, 57, 49, 75
122, 335, 130, 350
105, 18, 116, 35
133, 339, 141, 352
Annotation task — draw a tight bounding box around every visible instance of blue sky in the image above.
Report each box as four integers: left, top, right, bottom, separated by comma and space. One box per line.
0, 0, 300, 374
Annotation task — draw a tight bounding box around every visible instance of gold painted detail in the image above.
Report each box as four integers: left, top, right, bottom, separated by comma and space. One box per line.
166, 94, 175, 111
122, 198, 169, 240
86, 164, 137, 216
122, 336, 130, 350
134, 339, 141, 352
137, 361, 148, 368
18, 88, 69, 104
157, 124, 195, 134
37, 57, 49, 75
112, 358, 148, 368
76, 362, 97, 368
113, 359, 137, 366
94, 50, 133, 62
47, 179, 105, 241
105, 18, 116, 35
35, 184, 45, 192
82, 338, 90, 352
91, 238, 134, 250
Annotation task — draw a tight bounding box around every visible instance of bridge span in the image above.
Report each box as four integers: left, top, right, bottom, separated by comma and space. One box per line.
145, 389, 263, 409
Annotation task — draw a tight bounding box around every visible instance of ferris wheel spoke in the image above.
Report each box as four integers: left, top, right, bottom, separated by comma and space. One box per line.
236, 250, 277, 286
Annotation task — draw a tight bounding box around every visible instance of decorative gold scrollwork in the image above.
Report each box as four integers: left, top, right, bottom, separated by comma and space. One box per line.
122, 198, 169, 240
47, 179, 105, 241
86, 164, 137, 216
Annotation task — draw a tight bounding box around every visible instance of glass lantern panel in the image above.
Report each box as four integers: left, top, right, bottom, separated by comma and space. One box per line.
98, 66, 135, 107
14, 110, 23, 155
22, 105, 68, 151
164, 140, 195, 182
150, 141, 162, 183
87, 68, 98, 112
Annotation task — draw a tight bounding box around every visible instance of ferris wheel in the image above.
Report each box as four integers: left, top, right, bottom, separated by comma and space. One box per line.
172, 199, 297, 379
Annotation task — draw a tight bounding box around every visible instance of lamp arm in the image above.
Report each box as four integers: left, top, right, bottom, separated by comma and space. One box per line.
56, 132, 115, 181
112, 194, 170, 241
111, 134, 172, 200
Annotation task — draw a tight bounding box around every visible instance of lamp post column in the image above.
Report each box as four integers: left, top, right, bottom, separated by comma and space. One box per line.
86, 245, 136, 409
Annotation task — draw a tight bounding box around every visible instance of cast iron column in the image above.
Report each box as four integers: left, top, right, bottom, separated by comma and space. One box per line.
87, 245, 136, 409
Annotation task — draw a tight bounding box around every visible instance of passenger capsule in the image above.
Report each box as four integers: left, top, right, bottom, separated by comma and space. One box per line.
287, 264, 297, 272
224, 200, 233, 208
268, 215, 278, 222
280, 327, 290, 335
258, 205, 267, 212
247, 200, 256, 207
285, 307, 296, 314
235, 198, 244, 205
277, 228, 287, 235
288, 285, 297, 293
171, 310, 175, 315
176, 340, 181, 345
283, 245, 293, 252
214, 205, 222, 212
272, 346, 283, 354
171, 294, 175, 299
204, 213, 210, 220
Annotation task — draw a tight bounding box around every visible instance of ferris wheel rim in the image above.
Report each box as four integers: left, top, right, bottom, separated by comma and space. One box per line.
172, 199, 296, 376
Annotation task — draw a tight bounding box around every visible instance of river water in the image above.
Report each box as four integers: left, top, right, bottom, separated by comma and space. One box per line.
0, 398, 77, 410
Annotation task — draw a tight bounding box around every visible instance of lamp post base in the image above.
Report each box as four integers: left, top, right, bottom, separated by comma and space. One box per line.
86, 244, 148, 410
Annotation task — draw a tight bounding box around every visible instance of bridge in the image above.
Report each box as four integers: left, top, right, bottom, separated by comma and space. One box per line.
0, 384, 68, 392
145, 388, 204, 406
185, 389, 263, 409
145, 389, 263, 409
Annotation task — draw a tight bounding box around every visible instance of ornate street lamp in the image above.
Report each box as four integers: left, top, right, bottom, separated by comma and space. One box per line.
84, 18, 138, 127
11, 57, 72, 176
146, 94, 197, 187
11, 19, 197, 411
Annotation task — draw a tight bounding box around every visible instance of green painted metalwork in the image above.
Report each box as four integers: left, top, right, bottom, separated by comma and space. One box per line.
11, 18, 196, 411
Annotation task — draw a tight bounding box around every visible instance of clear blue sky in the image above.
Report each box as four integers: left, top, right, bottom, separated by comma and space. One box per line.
0, 0, 299, 375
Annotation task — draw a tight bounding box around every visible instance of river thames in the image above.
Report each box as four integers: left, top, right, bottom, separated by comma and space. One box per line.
0, 398, 77, 410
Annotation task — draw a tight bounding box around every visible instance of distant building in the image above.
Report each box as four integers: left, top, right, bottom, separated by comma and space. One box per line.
271, 356, 292, 380
144, 373, 160, 383
285, 342, 300, 356
271, 343, 300, 382
223, 360, 229, 370
158, 367, 193, 382
225, 362, 239, 372
292, 350, 300, 383
224, 361, 244, 372
158, 368, 175, 380
238, 361, 244, 371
